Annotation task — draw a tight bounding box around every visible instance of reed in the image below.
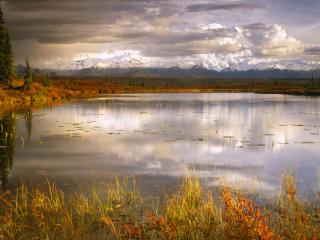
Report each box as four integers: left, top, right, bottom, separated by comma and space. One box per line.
0, 174, 319, 240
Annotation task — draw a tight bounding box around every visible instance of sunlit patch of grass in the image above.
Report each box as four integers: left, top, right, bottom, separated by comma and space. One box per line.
0, 174, 319, 239
273, 172, 320, 240
0, 80, 98, 109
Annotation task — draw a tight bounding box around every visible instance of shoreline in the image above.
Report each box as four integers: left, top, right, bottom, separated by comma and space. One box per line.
1, 79, 320, 116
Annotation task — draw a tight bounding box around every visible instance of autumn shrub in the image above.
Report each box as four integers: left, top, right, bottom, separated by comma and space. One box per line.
222, 186, 274, 240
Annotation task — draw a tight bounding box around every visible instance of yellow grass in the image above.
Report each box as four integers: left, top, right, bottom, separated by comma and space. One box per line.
1, 75, 320, 110
0, 173, 319, 240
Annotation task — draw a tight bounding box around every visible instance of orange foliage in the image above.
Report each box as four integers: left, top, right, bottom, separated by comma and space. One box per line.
146, 211, 178, 239
123, 223, 143, 239
222, 186, 275, 240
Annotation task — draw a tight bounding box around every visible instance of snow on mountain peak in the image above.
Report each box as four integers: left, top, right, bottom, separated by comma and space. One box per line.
62, 49, 320, 71
50, 31, 319, 72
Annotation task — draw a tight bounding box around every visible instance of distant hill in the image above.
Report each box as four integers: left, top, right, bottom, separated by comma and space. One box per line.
16, 65, 320, 80
58, 67, 320, 79
16, 64, 26, 76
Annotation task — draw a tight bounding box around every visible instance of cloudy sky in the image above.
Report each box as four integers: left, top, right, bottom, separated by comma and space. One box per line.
2, 0, 320, 70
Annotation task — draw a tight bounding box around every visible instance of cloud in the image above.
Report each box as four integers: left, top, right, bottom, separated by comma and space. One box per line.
3, 0, 178, 43
1, 0, 318, 67
185, 2, 265, 12
11, 21, 305, 66
242, 23, 303, 57
305, 47, 320, 56
144, 23, 303, 58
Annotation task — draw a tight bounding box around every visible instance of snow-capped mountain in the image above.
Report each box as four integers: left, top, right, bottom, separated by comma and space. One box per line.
233, 58, 320, 71
49, 22, 319, 72
54, 49, 319, 72
70, 50, 153, 70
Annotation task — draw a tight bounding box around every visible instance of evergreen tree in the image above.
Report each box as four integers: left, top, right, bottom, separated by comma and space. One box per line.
0, 5, 15, 85
0, 5, 6, 83
3, 28, 15, 85
44, 72, 51, 87
24, 58, 32, 91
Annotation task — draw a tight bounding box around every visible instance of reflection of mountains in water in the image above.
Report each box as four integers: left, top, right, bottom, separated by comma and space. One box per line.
0, 109, 32, 190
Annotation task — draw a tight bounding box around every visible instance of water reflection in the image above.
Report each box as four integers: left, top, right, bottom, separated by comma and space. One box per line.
0, 109, 33, 190
2, 93, 320, 196
0, 112, 16, 190
24, 109, 32, 143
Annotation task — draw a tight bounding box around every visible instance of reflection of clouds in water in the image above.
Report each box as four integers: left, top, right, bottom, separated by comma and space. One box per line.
202, 144, 224, 155
209, 172, 277, 193
10, 93, 320, 195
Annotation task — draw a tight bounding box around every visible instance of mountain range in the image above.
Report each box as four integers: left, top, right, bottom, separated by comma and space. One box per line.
65, 50, 320, 72
18, 50, 320, 79
22, 66, 319, 80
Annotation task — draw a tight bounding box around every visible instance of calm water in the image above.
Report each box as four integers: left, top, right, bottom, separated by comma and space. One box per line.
1, 93, 320, 196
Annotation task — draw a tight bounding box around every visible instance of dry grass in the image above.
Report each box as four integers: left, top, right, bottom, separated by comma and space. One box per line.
0, 82, 94, 106
0, 174, 319, 240
2, 75, 320, 109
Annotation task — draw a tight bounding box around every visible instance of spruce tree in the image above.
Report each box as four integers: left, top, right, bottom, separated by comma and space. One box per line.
0, 5, 15, 85
0, 5, 6, 83
44, 72, 51, 87
24, 58, 32, 91
3, 28, 15, 85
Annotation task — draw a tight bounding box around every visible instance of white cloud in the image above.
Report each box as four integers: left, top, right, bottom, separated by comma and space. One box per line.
4, 0, 320, 67
242, 24, 303, 57
36, 22, 317, 71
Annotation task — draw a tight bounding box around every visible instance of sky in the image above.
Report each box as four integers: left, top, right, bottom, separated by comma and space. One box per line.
2, 0, 320, 70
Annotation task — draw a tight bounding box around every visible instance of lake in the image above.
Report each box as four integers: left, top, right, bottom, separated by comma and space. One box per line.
1, 93, 320, 196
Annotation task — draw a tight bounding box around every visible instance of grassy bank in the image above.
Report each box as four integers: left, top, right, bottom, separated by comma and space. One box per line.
0, 81, 98, 106
0, 174, 319, 239
2, 75, 320, 110
53, 76, 320, 96
1, 76, 320, 118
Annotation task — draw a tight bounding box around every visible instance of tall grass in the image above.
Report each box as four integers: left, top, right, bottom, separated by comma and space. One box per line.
0, 175, 319, 240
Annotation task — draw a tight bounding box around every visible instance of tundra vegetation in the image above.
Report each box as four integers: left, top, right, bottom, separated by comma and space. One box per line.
0, 175, 319, 240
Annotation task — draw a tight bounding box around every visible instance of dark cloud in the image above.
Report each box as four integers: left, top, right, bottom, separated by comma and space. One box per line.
140, 40, 242, 57
268, 0, 320, 28
5, 0, 157, 11
185, 2, 265, 12
242, 23, 269, 30
0, 0, 318, 66
305, 47, 320, 56
3, 0, 178, 43
116, 27, 237, 45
